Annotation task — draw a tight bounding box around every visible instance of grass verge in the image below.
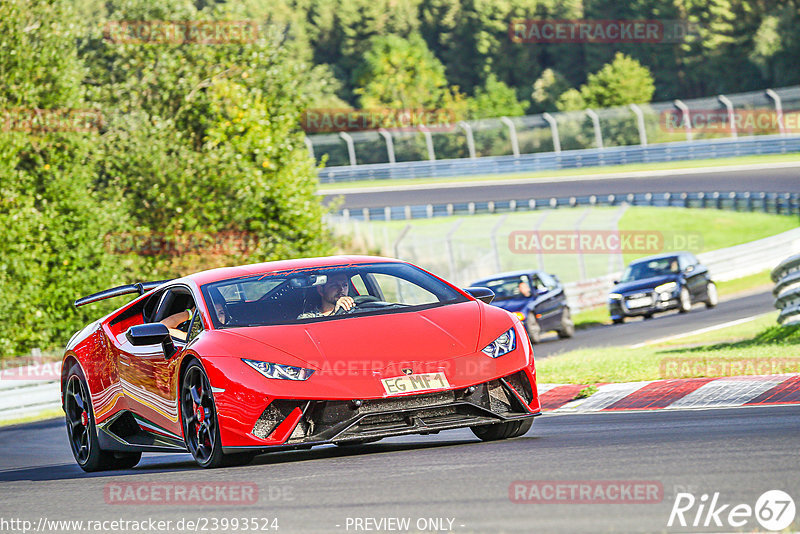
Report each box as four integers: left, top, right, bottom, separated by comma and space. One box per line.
0, 408, 62, 428
318, 152, 800, 192
537, 313, 800, 385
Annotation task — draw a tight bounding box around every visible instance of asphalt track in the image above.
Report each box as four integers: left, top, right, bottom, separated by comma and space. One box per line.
532, 290, 775, 358
322, 165, 800, 209
1, 406, 798, 533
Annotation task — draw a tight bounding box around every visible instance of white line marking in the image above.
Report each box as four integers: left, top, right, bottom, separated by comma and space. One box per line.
628, 312, 774, 349
318, 160, 800, 195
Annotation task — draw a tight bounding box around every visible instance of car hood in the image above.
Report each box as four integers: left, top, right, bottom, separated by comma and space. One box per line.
613, 274, 679, 294
202, 301, 511, 371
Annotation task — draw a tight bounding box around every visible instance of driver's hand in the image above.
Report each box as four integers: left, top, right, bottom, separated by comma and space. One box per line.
334, 296, 355, 313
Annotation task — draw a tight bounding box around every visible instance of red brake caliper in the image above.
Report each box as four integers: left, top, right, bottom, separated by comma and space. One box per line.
80, 410, 88, 427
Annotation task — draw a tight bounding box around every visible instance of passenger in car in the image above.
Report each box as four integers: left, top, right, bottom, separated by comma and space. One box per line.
161, 307, 195, 340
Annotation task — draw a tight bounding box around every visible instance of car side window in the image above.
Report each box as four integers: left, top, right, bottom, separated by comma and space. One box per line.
537, 272, 558, 291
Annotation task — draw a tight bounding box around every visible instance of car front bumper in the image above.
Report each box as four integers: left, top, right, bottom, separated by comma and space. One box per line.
609, 291, 680, 318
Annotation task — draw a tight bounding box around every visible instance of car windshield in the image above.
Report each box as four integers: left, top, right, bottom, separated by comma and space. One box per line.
621, 257, 679, 282
479, 275, 533, 302
200, 262, 468, 328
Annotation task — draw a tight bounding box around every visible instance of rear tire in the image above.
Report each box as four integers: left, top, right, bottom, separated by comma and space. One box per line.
704, 282, 718, 308
612, 317, 624, 324
557, 308, 574, 339
65, 365, 141, 472
471, 418, 533, 441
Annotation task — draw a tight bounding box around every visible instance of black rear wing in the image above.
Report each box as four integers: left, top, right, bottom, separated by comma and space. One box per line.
74, 280, 174, 308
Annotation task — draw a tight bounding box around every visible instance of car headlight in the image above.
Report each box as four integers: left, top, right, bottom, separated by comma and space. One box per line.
513, 312, 526, 321
482, 328, 516, 358
654, 282, 678, 293
609, 293, 622, 300
242, 359, 315, 381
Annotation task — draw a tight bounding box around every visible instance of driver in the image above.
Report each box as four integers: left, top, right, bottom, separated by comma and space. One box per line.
298, 273, 355, 318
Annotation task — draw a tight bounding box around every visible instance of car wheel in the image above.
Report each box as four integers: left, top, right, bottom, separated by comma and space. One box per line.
612, 317, 625, 324
704, 282, 718, 308
65, 364, 141, 472
525, 314, 542, 344
557, 308, 574, 339
678, 287, 692, 313
181, 361, 255, 468
643, 313, 653, 320
471, 418, 533, 441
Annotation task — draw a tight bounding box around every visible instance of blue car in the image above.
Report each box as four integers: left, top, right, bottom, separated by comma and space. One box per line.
471, 270, 573, 343
609, 252, 718, 323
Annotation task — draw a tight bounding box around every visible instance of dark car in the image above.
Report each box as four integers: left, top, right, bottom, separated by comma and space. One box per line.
609, 252, 718, 323
472, 270, 573, 343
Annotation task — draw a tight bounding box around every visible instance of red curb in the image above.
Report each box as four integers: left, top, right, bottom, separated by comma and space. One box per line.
539, 384, 588, 410
603, 377, 716, 411
744, 375, 800, 405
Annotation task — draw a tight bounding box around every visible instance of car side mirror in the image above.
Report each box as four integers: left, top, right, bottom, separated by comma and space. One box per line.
685, 265, 695, 273
126, 323, 177, 359
463, 287, 495, 304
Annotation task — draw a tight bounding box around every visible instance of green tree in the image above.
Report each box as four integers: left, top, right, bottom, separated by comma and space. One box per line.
557, 53, 655, 111
468, 74, 528, 119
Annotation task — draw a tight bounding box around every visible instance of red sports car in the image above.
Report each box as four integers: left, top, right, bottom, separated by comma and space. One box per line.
62, 256, 541, 470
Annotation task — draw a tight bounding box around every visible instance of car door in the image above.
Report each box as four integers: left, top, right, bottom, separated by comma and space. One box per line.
680, 253, 706, 299
116, 285, 193, 438
530, 272, 561, 330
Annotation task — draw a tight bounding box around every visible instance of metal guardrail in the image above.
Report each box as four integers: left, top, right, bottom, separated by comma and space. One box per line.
319, 134, 800, 183
340, 191, 800, 221
772, 254, 800, 326
0, 362, 62, 423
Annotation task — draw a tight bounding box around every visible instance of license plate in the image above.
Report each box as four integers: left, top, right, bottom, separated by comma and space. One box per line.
627, 296, 653, 308
381, 372, 450, 395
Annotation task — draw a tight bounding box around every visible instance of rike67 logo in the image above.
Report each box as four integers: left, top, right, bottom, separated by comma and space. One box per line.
668, 490, 796, 531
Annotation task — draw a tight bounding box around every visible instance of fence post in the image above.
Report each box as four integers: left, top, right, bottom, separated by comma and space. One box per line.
629, 103, 648, 146
393, 224, 412, 258
304, 136, 315, 160
500, 117, 520, 157
445, 219, 465, 281
339, 131, 358, 165
765, 89, 786, 136
673, 99, 693, 141
717, 94, 737, 138
378, 128, 396, 164
458, 121, 476, 159
418, 125, 436, 161
543, 112, 561, 152
490, 215, 509, 272
586, 109, 604, 149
